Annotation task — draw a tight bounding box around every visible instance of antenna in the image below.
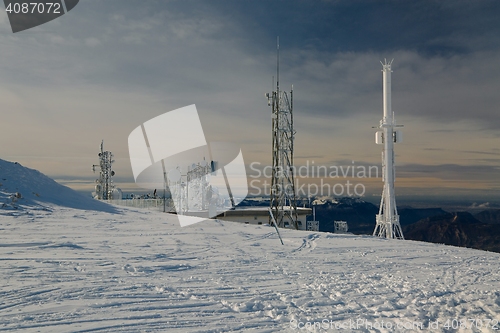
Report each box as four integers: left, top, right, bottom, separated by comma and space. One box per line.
266, 38, 299, 230
277, 36, 279, 94
92, 140, 117, 200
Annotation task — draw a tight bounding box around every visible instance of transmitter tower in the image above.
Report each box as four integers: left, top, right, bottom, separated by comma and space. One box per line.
374, 60, 404, 239
266, 37, 298, 229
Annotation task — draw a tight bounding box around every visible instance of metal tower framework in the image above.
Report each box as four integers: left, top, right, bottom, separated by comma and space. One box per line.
168, 161, 214, 215
92, 140, 116, 200
373, 59, 404, 239
266, 38, 298, 229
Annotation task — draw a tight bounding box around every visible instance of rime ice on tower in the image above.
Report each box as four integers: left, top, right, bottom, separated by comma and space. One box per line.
92, 140, 121, 200
373, 60, 404, 239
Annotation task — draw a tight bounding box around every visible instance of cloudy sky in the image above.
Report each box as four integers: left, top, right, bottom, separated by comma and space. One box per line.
1, 0, 499, 205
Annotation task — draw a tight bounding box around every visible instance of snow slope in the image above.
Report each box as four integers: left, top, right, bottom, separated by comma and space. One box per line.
1, 205, 500, 332
0, 159, 116, 213
0, 160, 499, 332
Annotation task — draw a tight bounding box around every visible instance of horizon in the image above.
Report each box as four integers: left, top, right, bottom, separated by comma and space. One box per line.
70, 186, 499, 213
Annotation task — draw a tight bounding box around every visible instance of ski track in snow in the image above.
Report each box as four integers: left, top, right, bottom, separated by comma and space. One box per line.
1, 206, 500, 332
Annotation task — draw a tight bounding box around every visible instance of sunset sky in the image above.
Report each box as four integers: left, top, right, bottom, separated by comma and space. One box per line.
1, 0, 499, 205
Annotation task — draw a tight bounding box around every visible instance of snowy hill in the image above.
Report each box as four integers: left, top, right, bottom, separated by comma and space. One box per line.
0, 159, 116, 213
1, 205, 500, 332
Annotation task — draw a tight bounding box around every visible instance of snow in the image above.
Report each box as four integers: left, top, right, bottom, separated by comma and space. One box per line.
1, 160, 500, 332
0, 159, 116, 213
1, 207, 500, 332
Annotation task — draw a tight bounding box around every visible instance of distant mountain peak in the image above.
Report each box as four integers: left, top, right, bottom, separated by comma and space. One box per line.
404, 211, 500, 252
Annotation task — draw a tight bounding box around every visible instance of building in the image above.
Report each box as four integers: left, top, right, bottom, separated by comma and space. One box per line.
217, 206, 312, 230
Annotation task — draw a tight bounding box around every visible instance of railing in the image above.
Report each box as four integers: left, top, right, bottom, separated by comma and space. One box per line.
106, 198, 175, 212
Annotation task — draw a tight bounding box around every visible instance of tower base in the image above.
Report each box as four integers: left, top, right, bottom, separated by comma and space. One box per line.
374, 214, 404, 239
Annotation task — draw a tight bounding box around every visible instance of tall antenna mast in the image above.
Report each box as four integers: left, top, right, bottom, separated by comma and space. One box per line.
277, 36, 279, 95
374, 59, 404, 239
266, 37, 298, 229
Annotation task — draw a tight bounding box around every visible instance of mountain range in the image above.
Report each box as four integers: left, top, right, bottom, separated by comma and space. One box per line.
404, 211, 500, 253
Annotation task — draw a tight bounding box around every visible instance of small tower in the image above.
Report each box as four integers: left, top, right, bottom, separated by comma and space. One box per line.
266, 37, 298, 229
92, 140, 117, 200
374, 60, 404, 239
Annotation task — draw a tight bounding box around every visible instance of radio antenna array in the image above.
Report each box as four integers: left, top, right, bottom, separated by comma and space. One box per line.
92, 140, 116, 200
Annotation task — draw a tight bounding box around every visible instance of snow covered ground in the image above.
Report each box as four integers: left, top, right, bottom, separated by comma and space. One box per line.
1, 159, 500, 332
1, 205, 500, 332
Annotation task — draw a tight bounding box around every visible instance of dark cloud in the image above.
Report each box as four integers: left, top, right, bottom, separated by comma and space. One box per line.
209, 0, 500, 55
